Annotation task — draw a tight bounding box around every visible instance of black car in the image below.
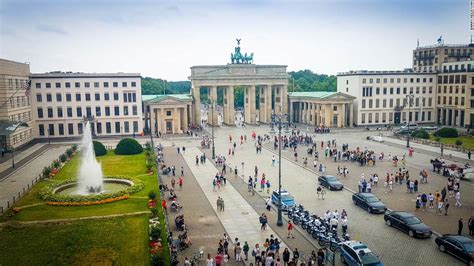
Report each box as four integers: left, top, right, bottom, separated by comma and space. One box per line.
352, 193, 387, 214
318, 175, 343, 191
435, 234, 474, 264
384, 211, 432, 238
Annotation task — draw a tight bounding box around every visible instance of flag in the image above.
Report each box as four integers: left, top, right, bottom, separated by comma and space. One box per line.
24, 80, 31, 96
437, 35, 443, 44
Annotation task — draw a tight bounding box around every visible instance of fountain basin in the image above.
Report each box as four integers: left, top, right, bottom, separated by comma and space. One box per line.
53, 178, 134, 196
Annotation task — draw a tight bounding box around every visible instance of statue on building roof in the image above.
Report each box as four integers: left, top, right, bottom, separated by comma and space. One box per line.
230, 39, 253, 64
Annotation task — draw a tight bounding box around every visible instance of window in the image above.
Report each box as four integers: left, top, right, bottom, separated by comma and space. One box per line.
375, 88, 380, 95
96, 122, 102, 134
76, 93, 81, 101
124, 106, 129, 115
85, 93, 91, 101
113, 82, 118, 87
115, 122, 121, 133
376, 99, 380, 108
37, 108, 43, 118
122, 82, 127, 87
104, 93, 110, 101
106, 122, 111, 133
368, 99, 373, 108
67, 107, 73, 117
383, 88, 387, 95
38, 124, 45, 136
77, 107, 82, 117
133, 121, 138, 132
361, 99, 366, 109
113, 93, 119, 100
105, 106, 110, 116
36, 93, 42, 102
390, 88, 393, 94
389, 99, 393, 108
68, 123, 74, 135
86, 107, 92, 117
123, 92, 128, 102
383, 99, 387, 108
78, 123, 83, 135
131, 81, 137, 87
56, 93, 62, 102
124, 121, 130, 133
94, 82, 99, 88
94, 106, 101, 117
46, 83, 51, 88
57, 107, 63, 118
361, 113, 366, 123
333, 106, 337, 111
46, 93, 52, 102
104, 82, 109, 87
65, 82, 71, 88
396, 88, 400, 94
95, 93, 100, 101
35, 83, 41, 89
85, 82, 90, 88
58, 124, 64, 135
132, 105, 138, 115
166, 110, 172, 116
55, 82, 61, 88
460, 97, 464, 106
48, 124, 54, 136
47, 107, 53, 118
75, 82, 80, 88
114, 106, 120, 116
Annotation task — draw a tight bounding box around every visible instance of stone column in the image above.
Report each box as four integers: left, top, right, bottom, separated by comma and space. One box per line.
265, 85, 272, 122
342, 103, 347, 127
156, 108, 162, 134
244, 86, 257, 124
259, 85, 269, 123
349, 103, 354, 127
337, 104, 343, 128
208, 86, 218, 125
183, 105, 189, 131
223, 86, 235, 125
325, 104, 331, 127
192, 85, 201, 125
153, 108, 158, 134
281, 84, 288, 114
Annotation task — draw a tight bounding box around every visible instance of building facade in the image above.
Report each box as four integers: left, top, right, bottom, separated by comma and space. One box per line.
31, 72, 143, 139
0, 59, 35, 149
413, 43, 474, 73
436, 60, 474, 128
142, 94, 192, 135
289, 92, 355, 127
337, 70, 437, 126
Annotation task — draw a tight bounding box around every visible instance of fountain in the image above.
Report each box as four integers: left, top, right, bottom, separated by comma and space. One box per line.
78, 122, 104, 194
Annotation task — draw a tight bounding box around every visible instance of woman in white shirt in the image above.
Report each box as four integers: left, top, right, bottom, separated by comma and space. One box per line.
206, 253, 214, 266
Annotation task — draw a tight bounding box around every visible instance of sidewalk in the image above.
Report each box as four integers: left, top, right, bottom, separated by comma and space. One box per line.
181, 147, 290, 257
0, 143, 47, 175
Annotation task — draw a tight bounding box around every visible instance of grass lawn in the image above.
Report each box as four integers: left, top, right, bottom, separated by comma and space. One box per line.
429, 135, 474, 150
0, 215, 149, 266
0, 148, 170, 265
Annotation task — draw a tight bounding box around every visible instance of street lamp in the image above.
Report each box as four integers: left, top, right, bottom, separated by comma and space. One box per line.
209, 100, 216, 160
405, 93, 415, 148
271, 111, 288, 227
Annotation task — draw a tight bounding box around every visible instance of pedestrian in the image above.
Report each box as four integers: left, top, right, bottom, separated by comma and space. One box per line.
292, 248, 300, 264
437, 200, 444, 215
266, 179, 271, 194
235, 242, 242, 262
177, 147, 180, 154
428, 193, 434, 208
181, 166, 184, 176
206, 253, 214, 266
266, 197, 272, 211
468, 150, 472, 160
468, 216, 474, 236
282, 248, 290, 266
243, 241, 249, 261
287, 221, 295, 238
216, 196, 222, 211
421, 193, 427, 211
171, 177, 176, 189
178, 176, 183, 190
253, 244, 261, 265
455, 191, 462, 207
458, 218, 464, 235
444, 199, 450, 216
221, 198, 225, 212
272, 155, 276, 166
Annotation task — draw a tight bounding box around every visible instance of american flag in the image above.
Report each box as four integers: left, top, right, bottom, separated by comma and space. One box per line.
24, 80, 31, 96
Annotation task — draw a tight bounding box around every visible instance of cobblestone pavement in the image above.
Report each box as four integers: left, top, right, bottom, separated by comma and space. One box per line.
208, 125, 462, 266
0, 145, 68, 212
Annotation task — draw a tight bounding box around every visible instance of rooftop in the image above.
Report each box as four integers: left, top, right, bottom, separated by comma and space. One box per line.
337, 69, 438, 76
415, 43, 474, 50
289, 91, 338, 99
30, 72, 141, 78
142, 94, 192, 102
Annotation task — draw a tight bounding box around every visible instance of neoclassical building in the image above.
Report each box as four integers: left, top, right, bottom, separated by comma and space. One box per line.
289, 92, 355, 127
142, 94, 192, 134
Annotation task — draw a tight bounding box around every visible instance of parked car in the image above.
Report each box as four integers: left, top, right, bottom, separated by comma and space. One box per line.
352, 193, 387, 214
271, 189, 295, 211
384, 211, 432, 238
400, 122, 419, 130
435, 234, 474, 264
340, 240, 383, 266
318, 175, 344, 191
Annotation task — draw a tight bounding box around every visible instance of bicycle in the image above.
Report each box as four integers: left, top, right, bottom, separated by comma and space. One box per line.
189, 250, 204, 266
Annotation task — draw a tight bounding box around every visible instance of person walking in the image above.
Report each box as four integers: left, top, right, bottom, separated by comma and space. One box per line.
266, 197, 272, 211
282, 248, 290, 266
468, 216, 474, 236
455, 191, 462, 207
243, 241, 249, 261
458, 218, 464, 235
253, 244, 261, 265
235, 242, 242, 262
221, 198, 225, 212
272, 155, 276, 166
287, 221, 295, 238
216, 196, 222, 211
444, 199, 450, 216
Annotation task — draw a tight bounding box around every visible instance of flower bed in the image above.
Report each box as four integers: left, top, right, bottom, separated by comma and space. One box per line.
47, 195, 129, 206
39, 176, 144, 203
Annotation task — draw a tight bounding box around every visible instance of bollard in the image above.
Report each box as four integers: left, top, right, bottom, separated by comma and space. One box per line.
23, 187, 25, 194
32, 180, 34, 186
13, 196, 15, 203
7, 201, 9, 208
27, 184, 30, 189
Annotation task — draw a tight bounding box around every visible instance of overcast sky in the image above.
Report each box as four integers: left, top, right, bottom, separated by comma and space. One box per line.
0, 0, 470, 80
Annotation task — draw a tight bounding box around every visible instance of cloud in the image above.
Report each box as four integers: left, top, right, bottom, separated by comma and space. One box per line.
36, 24, 68, 35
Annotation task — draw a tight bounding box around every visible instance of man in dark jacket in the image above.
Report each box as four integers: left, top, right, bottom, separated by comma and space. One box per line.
458, 218, 463, 235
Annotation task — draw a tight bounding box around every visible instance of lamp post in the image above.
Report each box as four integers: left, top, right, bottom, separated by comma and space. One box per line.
210, 100, 216, 160
271, 111, 288, 227
11, 145, 15, 168
405, 93, 415, 148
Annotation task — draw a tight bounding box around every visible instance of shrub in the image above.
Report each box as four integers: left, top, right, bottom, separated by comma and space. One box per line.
434, 127, 458, 138
145, 142, 152, 151
42, 166, 51, 178
150, 226, 161, 241
150, 208, 158, 218
59, 154, 67, 163
52, 160, 60, 169
72, 144, 78, 151
151, 254, 166, 266
411, 129, 429, 139
115, 138, 143, 155
455, 139, 463, 146
93, 141, 107, 156
148, 191, 157, 200
435, 137, 441, 142
66, 148, 73, 157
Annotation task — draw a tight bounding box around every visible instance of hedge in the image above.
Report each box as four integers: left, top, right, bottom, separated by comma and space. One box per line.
93, 140, 107, 156
115, 138, 143, 155
411, 128, 429, 139
434, 127, 458, 138
39, 176, 144, 203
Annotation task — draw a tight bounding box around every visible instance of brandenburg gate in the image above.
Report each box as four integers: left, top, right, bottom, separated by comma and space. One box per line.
189, 40, 289, 125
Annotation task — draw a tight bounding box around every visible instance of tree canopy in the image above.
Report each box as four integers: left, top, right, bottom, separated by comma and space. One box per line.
288, 70, 337, 92
141, 77, 190, 95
